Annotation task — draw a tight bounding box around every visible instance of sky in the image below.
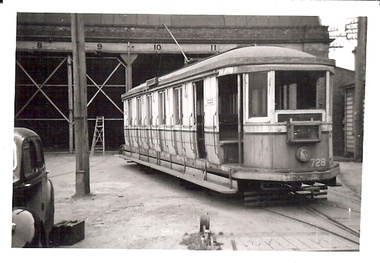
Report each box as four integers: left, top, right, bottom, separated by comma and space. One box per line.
320, 16, 358, 70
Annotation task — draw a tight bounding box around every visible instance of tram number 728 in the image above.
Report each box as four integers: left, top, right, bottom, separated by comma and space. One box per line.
310, 158, 326, 167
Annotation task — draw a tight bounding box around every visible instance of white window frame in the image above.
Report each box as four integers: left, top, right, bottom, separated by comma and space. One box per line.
136, 97, 142, 125
158, 90, 167, 125
146, 93, 153, 125
274, 70, 329, 123
173, 86, 183, 125
244, 71, 274, 123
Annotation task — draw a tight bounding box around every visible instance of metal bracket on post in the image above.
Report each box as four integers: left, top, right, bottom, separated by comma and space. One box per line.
120, 50, 138, 93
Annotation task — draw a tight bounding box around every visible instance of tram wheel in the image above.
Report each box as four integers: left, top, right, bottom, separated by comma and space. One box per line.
199, 214, 210, 233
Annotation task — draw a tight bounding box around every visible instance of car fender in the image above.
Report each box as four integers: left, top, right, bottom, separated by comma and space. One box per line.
44, 178, 55, 232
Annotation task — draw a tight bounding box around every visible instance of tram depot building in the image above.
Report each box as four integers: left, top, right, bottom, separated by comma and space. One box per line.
14, 13, 356, 157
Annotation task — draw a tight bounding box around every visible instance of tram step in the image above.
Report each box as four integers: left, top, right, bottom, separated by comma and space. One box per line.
155, 164, 237, 194
119, 154, 237, 194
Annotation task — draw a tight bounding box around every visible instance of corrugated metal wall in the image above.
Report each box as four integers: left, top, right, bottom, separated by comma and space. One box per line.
345, 87, 355, 156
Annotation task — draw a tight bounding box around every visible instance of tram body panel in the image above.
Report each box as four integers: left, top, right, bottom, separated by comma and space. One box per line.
141, 127, 149, 150
204, 131, 221, 165
180, 82, 198, 160
151, 127, 160, 152
181, 129, 198, 160
243, 131, 332, 170
158, 128, 168, 152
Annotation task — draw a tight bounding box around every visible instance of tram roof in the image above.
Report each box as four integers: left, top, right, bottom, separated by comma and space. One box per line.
123, 46, 335, 98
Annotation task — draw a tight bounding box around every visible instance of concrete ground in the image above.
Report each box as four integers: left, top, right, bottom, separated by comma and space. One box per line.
335, 160, 362, 197
45, 151, 363, 251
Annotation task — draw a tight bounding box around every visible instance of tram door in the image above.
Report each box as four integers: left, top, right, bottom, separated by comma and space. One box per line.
194, 80, 206, 158
218, 74, 242, 163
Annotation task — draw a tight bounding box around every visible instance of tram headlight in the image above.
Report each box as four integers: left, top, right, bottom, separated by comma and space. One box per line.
287, 122, 321, 143
296, 147, 311, 163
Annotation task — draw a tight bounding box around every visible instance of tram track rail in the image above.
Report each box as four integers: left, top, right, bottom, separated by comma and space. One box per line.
262, 206, 360, 247
241, 181, 361, 244
304, 205, 360, 238
328, 188, 361, 202
316, 201, 361, 214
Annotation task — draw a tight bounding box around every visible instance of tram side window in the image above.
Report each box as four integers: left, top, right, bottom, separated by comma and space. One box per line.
128, 100, 133, 126
136, 97, 142, 125
275, 71, 326, 110
158, 91, 166, 125
146, 94, 152, 125
218, 75, 238, 115
248, 72, 268, 118
194, 81, 204, 117
173, 87, 183, 125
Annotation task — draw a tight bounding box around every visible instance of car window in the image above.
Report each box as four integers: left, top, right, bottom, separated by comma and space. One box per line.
22, 140, 38, 177
35, 140, 45, 169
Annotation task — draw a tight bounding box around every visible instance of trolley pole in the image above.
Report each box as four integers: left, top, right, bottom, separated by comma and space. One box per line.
354, 17, 367, 162
71, 13, 90, 196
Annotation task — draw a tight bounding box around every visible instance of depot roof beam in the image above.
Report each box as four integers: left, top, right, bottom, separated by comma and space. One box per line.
16, 41, 239, 54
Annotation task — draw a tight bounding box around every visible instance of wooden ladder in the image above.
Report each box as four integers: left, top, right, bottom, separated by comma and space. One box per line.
91, 116, 105, 155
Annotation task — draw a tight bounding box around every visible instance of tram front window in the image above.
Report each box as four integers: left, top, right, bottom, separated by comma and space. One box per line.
275, 71, 326, 110
248, 72, 267, 118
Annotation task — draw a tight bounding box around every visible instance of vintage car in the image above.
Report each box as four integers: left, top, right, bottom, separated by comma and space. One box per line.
12, 128, 54, 247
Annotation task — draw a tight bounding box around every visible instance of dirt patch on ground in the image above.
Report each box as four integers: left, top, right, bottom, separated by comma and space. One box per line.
181, 231, 222, 250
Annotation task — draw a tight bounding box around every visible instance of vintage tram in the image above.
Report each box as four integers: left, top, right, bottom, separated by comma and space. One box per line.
119, 46, 340, 204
